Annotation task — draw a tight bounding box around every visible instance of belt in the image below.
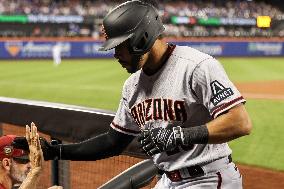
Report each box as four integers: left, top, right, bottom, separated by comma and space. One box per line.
164, 155, 232, 182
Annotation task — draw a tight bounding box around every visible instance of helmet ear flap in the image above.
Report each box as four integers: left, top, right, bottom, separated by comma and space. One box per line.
129, 32, 149, 54
137, 32, 149, 49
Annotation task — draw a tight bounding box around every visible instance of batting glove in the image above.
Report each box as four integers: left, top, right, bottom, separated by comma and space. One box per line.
39, 137, 61, 160
138, 126, 183, 156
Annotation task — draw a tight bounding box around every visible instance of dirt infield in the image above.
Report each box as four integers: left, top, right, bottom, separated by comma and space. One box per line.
236, 80, 284, 100
238, 164, 284, 189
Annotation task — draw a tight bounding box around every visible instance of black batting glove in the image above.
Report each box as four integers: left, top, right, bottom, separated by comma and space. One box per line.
40, 137, 61, 160
138, 126, 183, 156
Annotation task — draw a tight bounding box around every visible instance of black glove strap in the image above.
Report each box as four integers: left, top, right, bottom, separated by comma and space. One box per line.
182, 125, 209, 145
40, 137, 61, 160
173, 126, 183, 145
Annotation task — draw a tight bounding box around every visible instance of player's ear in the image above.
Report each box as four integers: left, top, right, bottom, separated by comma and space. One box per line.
1, 158, 12, 171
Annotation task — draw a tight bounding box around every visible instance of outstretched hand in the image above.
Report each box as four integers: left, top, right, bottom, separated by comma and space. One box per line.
18, 122, 44, 189
26, 122, 43, 171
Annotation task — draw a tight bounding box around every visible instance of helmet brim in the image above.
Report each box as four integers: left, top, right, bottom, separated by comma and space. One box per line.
98, 33, 133, 51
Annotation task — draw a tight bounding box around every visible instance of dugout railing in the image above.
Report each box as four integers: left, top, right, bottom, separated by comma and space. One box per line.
0, 97, 157, 189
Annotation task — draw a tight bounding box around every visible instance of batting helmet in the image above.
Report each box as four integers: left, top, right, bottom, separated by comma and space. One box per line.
99, 0, 165, 55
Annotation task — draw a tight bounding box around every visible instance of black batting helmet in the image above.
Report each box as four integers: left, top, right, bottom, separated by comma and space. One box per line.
99, 0, 164, 55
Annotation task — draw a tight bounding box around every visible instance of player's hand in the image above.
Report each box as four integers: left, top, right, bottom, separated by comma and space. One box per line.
26, 123, 43, 172
138, 126, 183, 156
39, 137, 61, 160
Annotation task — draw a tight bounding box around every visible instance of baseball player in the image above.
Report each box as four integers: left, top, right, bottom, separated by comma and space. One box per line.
13, 1, 252, 188
52, 43, 62, 66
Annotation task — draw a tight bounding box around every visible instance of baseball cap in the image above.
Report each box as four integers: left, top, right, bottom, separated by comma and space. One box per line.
0, 135, 29, 161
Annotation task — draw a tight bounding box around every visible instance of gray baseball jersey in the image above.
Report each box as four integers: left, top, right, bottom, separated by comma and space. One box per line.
111, 45, 245, 172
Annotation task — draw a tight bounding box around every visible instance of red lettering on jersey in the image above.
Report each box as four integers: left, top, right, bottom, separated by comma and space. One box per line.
131, 98, 187, 126
163, 99, 175, 121
137, 103, 145, 125
131, 107, 141, 127
174, 100, 187, 122
142, 101, 146, 120
153, 99, 163, 120
145, 99, 153, 121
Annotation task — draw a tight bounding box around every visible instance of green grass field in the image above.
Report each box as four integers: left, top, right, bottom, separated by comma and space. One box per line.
219, 57, 284, 82
0, 58, 283, 171
0, 59, 128, 110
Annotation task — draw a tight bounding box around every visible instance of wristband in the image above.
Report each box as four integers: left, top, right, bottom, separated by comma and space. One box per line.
182, 124, 209, 145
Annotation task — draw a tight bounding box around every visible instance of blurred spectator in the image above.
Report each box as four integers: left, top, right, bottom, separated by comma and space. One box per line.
0, 0, 282, 19
31, 27, 41, 37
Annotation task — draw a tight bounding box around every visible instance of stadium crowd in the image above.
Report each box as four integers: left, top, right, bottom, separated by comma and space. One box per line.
0, 0, 283, 38
1, 0, 283, 19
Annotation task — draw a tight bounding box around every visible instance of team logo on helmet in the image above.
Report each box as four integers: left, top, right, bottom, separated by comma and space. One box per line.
3, 146, 13, 156
101, 25, 109, 40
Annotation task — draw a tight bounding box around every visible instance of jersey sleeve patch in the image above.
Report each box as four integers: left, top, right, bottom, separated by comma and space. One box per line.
211, 96, 246, 118
210, 80, 234, 106
111, 122, 141, 136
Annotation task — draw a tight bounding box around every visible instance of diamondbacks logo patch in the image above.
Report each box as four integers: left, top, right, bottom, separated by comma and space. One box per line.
210, 80, 234, 106
4, 146, 13, 156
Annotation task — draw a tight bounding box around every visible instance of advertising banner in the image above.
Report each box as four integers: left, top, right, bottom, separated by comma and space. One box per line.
0, 41, 113, 59
172, 41, 284, 56
0, 40, 283, 59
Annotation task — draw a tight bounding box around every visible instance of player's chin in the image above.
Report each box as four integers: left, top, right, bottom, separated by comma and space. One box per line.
123, 66, 134, 73
126, 68, 134, 74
